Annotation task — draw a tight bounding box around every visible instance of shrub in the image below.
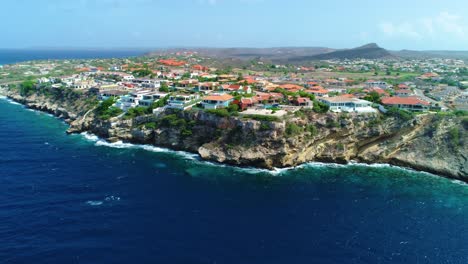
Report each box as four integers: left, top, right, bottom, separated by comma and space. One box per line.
181, 128, 193, 137
260, 122, 271, 131
294, 110, 306, 119
313, 101, 329, 113
449, 127, 460, 148
206, 108, 230, 117
326, 119, 340, 128
96, 98, 123, 120
149, 95, 170, 110
124, 106, 151, 119
243, 114, 280, 122
454, 110, 468, 117
386, 107, 414, 121
19, 80, 36, 96
227, 103, 239, 113
144, 122, 157, 129
285, 123, 304, 136
307, 124, 318, 136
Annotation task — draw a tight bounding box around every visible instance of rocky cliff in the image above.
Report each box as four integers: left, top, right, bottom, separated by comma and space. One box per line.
2, 87, 467, 182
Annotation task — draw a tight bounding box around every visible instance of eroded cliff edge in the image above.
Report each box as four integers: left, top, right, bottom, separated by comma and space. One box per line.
3, 88, 467, 182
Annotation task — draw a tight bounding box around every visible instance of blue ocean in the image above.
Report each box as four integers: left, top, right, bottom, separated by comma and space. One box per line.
1, 97, 467, 264
0, 49, 148, 65
0, 49, 467, 263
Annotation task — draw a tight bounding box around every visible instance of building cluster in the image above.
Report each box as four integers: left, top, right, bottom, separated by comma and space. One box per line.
3, 52, 468, 116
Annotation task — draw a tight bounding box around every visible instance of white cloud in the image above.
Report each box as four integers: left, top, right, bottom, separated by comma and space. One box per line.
379, 22, 421, 39
379, 11, 466, 40
436, 11, 465, 37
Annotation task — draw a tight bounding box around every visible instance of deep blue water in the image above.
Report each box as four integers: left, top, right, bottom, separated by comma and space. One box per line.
0, 97, 467, 264
0, 49, 149, 65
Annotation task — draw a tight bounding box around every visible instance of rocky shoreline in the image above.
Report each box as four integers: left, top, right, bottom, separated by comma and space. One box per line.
2, 88, 467, 182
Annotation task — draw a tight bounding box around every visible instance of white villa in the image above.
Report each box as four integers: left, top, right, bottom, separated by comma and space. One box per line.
167, 94, 200, 110
138, 92, 169, 107
319, 96, 376, 113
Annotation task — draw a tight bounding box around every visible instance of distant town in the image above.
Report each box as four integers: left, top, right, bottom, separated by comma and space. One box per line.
1, 49, 467, 120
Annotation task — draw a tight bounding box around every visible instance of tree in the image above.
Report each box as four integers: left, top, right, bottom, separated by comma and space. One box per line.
227, 103, 239, 113
20, 80, 36, 96
159, 82, 170, 92
363, 91, 381, 104
313, 101, 329, 113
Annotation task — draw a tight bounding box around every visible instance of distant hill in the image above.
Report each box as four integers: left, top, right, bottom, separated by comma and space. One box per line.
294, 43, 394, 61
147, 44, 468, 63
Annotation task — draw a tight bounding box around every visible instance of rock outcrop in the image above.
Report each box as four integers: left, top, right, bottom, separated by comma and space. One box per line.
2, 87, 467, 182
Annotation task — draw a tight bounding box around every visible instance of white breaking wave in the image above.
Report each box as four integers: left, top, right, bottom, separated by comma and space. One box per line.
81, 132, 199, 161
451, 179, 468, 186
86, 200, 103, 206
2, 98, 21, 105
81, 132, 99, 141
78, 133, 462, 182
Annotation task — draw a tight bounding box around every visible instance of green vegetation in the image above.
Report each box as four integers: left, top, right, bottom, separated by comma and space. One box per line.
159, 82, 170, 92
243, 114, 280, 122
149, 95, 170, 110
326, 119, 340, 128
160, 114, 186, 127
313, 101, 330, 113
206, 108, 231, 117
132, 69, 152, 77
260, 122, 271, 131
449, 127, 460, 149
363, 91, 381, 104
294, 110, 307, 119
285, 123, 303, 136
306, 124, 318, 136
96, 98, 123, 120
124, 106, 151, 119
385, 107, 414, 121
144, 122, 157, 129
19, 80, 36, 96
159, 113, 196, 138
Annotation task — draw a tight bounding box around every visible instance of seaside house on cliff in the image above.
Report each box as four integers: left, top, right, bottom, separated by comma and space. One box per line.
319, 96, 375, 113
381, 97, 430, 112
201, 94, 234, 109
138, 92, 169, 107
167, 94, 200, 110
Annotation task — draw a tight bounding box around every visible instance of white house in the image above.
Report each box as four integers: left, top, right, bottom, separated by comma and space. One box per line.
122, 74, 135, 81
167, 94, 200, 110
201, 94, 234, 109
319, 96, 375, 113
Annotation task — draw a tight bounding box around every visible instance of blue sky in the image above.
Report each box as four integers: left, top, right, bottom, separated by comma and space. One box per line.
3, 0, 468, 50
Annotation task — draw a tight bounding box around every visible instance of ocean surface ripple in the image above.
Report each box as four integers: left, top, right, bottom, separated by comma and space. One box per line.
1, 97, 467, 264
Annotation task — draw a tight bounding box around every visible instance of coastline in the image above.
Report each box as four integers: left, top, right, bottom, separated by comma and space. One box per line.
1, 89, 466, 183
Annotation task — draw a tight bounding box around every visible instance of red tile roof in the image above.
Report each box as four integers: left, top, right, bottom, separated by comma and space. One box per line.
203, 94, 234, 101
381, 96, 430, 106
279, 84, 303, 90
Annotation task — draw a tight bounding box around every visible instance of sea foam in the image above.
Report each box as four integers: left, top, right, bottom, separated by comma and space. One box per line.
78, 133, 462, 182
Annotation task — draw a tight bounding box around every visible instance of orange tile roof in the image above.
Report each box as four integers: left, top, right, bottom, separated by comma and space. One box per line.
381, 96, 430, 106
279, 84, 303, 90
203, 94, 234, 101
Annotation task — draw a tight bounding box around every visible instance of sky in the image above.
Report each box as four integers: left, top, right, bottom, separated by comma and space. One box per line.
2, 0, 468, 50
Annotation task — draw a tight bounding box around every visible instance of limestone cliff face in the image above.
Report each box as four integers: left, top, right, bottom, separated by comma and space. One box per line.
3, 88, 467, 181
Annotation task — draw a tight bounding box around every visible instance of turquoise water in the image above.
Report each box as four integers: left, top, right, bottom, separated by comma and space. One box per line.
0, 97, 467, 263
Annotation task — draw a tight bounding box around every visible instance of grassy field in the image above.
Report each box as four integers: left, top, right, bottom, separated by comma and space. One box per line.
234, 68, 420, 81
